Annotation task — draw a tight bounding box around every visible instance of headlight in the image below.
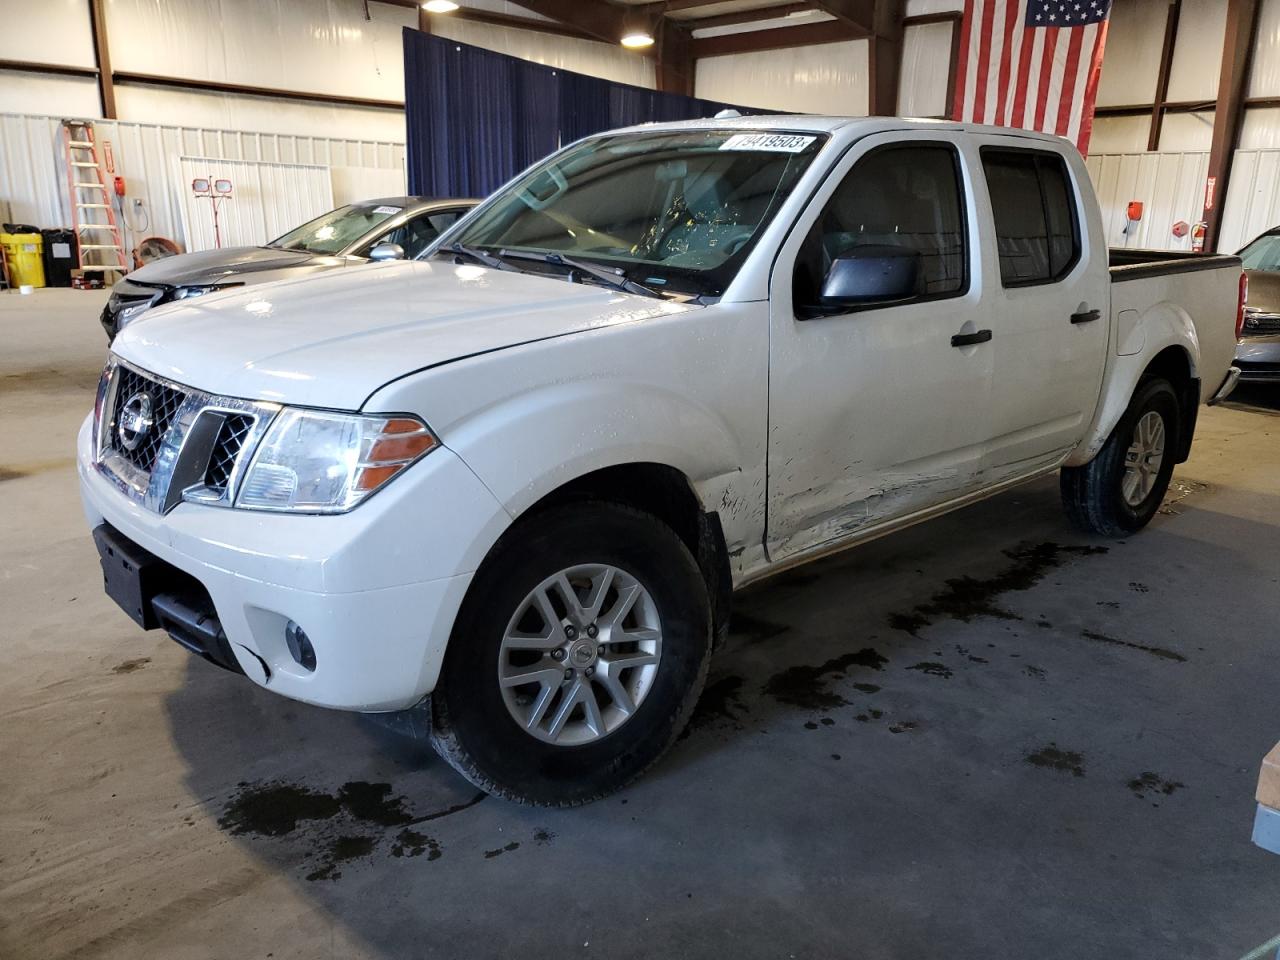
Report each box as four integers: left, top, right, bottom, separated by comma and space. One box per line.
174, 282, 242, 301
114, 300, 154, 330
236, 409, 438, 513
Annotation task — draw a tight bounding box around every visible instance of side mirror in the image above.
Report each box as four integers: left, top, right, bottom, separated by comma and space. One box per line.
369, 241, 405, 262
819, 246, 920, 308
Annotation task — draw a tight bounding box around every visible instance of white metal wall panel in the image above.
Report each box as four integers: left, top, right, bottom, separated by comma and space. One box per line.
430, 18, 655, 88
695, 40, 870, 116
105, 0, 415, 103
176, 156, 334, 251
1250, 0, 1280, 96
0, 0, 96, 68
1085, 151, 1210, 251
330, 166, 408, 206
1157, 111, 1216, 152
1095, 0, 1165, 108
0, 113, 404, 251
899, 21, 953, 118
1165, 0, 1228, 104
112, 84, 407, 143
1241, 106, 1280, 148
1090, 115, 1150, 154
1218, 150, 1280, 252
0, 70, 102, 121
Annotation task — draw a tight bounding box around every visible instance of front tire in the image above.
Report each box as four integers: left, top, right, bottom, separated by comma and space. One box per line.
430, 502, 712, 806
1061, 378, 1181, 537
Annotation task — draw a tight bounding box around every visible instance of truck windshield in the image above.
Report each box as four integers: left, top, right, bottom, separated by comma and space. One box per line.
447, 129, 826, 297
1240, 233, 1280, 271
269, 203, 404, 256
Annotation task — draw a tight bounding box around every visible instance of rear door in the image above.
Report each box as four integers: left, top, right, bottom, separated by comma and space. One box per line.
976, 142, 1109, 482
765, 131, 995, 560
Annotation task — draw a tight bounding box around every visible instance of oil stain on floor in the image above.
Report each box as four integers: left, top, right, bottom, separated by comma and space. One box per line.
217, 780, 484, 881
888, 542, 1108, 635
763, 648, 889, 709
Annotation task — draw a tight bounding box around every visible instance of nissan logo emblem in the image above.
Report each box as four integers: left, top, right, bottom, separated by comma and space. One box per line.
117, 391, 155, 452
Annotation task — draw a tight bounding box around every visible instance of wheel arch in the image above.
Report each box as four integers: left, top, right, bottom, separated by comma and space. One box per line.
1068, 320, 1200, 467
462, 461, 734, 655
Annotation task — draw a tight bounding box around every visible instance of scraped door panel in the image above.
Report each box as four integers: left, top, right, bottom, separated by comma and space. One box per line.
766, 134, 995, 561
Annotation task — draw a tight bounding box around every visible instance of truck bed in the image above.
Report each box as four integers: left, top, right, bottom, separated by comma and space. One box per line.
1110, 248, 1242, 282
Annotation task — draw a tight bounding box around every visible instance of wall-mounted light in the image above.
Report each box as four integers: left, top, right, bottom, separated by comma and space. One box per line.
620, 32, 654, 49
422, 0, 459, 12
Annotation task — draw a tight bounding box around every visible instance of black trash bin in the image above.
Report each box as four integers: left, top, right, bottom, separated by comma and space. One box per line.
41, 229, 78, 288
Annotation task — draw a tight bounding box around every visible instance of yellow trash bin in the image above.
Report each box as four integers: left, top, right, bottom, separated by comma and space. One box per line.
1, 232, 46, 288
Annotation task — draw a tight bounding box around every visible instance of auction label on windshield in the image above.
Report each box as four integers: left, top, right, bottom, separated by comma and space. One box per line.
719, 133, 816, 153
372, 205, 403, 214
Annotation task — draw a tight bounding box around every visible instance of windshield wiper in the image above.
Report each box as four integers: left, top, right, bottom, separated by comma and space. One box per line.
444, 243, 511, 271
497, 249, 664, 299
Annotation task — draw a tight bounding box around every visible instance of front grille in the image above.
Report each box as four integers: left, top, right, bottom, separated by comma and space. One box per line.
1244, 313, 1280, 334
203, 414, 254, 495
108, 366, 187, 472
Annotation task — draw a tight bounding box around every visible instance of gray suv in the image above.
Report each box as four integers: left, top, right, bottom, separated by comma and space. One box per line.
100, 196, 477, 341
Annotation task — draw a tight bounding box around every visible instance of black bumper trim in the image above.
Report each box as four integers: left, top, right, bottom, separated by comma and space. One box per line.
93, 523, 245, 675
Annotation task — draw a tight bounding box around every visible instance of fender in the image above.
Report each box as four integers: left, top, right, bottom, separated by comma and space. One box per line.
438, 378, 749, 521
1066, 300, 1200, 467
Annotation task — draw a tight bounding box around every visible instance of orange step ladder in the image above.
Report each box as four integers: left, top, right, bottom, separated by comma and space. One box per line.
61, 119, 128, 279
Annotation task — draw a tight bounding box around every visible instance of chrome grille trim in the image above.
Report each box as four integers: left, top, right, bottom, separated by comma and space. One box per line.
93, 359, 281, 514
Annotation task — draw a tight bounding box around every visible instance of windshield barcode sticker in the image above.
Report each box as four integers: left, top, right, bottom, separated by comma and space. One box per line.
372, 205, 402, 214
719, 133, 816, 153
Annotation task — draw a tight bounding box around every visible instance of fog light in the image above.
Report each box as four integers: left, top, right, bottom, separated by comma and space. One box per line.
285, 620, 316, 672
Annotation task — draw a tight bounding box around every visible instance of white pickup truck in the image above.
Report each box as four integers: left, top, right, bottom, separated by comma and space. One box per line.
80, 116, 1244, 806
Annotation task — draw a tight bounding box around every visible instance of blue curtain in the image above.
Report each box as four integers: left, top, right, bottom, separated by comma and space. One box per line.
404, 29, 778, 199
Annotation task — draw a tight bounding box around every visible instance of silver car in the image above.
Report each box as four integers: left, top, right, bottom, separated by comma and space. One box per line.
1237, 228, 1280, 384
100, 196, 477, 341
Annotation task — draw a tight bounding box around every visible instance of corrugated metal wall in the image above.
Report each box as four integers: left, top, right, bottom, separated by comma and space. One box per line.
0, 113, 405, 253
1085, 151, 1211, 251
175, 157, 335, 250
1085, 148, 1280, 253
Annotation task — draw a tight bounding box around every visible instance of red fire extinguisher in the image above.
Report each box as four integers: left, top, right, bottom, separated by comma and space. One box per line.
1191, 221, 1207, 253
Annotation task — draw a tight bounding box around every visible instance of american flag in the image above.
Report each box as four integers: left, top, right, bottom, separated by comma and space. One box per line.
952, 0, 1113, 155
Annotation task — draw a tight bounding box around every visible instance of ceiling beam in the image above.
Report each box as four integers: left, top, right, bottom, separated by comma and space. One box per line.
692, 18, 866, 57
503, 0, 635, 45
808, 0, 876, 33
682, 3, 814, 29
655, 18, 695, 96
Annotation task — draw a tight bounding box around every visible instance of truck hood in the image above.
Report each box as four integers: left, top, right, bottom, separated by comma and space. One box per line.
127, 246, 319, 287
111, 259, 697, 408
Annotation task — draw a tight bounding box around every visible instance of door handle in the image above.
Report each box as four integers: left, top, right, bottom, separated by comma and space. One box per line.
951, 329, 993, 347
1071, 309, 1101, 324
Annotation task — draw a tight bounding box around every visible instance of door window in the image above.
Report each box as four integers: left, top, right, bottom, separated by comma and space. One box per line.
370, 209, 466, 259
793, 143, 967, 313
981, 149, 1080, 287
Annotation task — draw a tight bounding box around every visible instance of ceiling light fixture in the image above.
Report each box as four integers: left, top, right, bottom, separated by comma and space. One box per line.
620, 32, 654, 48
422, 0, 459, 12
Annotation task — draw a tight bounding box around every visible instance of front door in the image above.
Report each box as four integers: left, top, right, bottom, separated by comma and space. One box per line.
766, 132, 996, 561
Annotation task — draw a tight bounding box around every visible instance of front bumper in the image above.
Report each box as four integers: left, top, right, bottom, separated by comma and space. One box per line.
1235, 336, 1280, 383
78, 414, 511, 711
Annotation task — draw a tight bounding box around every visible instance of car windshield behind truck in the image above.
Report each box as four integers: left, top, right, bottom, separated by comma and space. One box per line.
449, 129, 826, 297
1240, 232, 1280, 271
270, 202, 405, 256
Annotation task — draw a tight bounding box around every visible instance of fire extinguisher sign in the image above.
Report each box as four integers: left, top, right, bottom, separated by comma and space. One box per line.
1205, 175, 1217, 211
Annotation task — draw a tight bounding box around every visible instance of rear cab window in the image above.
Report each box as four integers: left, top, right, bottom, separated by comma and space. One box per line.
980, 147, 1080, 287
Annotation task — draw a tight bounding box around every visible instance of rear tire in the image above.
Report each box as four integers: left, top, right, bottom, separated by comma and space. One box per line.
1061, 378, 1181, 537
429, 501, 712, 807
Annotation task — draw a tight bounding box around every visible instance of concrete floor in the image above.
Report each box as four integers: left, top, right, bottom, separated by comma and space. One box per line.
3, 287, 1280, 959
